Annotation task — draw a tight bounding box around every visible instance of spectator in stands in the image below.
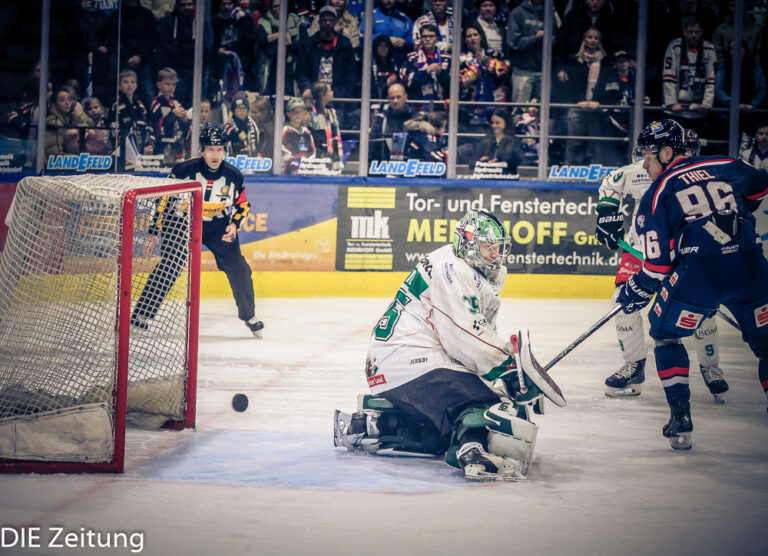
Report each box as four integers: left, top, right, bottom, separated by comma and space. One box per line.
403, 111, 447, 166
304, 7, 358, 113
82, 97, 112, 155
712, 0, 763, 70
474, 108, 522, 174
554, 26, 611, 165
401, 24, 451, 105
372, 35, 402, 100
361, 0, 414, 65
223, 95, 264, 157
199, 98, 214, 132
472, 0, 505, 54
412, 0, 454, 54
107, 0, 158, 107
139, 0, 176, 20
458, 23, 509, 130
740, 122, 768, 172
645, 0, 685, 104
309, 82, 344, 172
662, 17, 715, 138
156, 0, 214, 107
597, 50, 638, 165
370, 82, 413, 162
150, 67, 191, 166
45, 89, 78, 156
250, 96, 275, 155
681, 0, 722, 40
514, 98, 541, 165
555, 0, 616, 67
506, 0, 550, 104
112, 69, 154, 169
309, 0, 360, 49
212, 0, 256, 92
255, 0, 308, 96
282, 97, 315, 174
70, 0, 110, 102
715, 39, 767, 112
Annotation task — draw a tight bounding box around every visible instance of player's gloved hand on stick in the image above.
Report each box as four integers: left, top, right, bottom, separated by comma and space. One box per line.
617, 274, 656, 313
595, 205, 624, 250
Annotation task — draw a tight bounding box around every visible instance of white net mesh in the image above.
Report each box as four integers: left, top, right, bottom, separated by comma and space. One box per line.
0, 174, 197, 463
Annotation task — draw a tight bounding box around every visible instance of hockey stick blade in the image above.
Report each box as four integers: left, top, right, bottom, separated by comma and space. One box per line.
542, 306, 622, 373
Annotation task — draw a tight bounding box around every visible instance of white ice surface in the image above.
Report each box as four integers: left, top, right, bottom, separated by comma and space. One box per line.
1, 297, 767, 556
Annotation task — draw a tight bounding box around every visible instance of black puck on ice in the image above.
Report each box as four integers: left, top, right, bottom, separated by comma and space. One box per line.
232, 393, 249, 412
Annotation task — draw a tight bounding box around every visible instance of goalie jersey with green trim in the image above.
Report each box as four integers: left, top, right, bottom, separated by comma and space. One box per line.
366, 244, 511, 394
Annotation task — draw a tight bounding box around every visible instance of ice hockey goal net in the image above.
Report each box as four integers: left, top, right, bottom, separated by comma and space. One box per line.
0, 174, 202, 473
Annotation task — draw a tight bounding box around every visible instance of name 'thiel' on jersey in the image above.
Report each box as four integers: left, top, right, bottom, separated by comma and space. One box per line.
637, 156, 768, 271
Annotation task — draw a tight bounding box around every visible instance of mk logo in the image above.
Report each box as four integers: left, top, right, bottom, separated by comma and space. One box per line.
350, 210, 390, 239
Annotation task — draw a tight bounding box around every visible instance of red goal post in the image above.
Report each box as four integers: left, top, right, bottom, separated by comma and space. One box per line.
0, 174, 202, 473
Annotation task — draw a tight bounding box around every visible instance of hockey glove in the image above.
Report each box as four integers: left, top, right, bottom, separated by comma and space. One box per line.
616, 273, 656, 314
595, 205, 625, 250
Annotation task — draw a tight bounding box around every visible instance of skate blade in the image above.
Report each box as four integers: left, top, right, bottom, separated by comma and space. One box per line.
463, 464, 527, 482
668, 432, 692, 450
251, 330, 263, 339
712, 394, 725, 404
604, 385, 642, 397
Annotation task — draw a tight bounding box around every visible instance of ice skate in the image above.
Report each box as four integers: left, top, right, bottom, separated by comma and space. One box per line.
604, 359, 645, 397
246, 317, 264, 338
700, 364, 728, 403
663, 405, 693, 450
456, 441, 526, 481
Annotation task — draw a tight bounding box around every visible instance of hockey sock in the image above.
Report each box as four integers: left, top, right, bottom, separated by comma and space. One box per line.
693, 317, 719, 367
654, 341, 690, 408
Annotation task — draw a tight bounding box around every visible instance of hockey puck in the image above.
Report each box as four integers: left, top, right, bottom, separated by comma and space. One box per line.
232, 393, 249, 412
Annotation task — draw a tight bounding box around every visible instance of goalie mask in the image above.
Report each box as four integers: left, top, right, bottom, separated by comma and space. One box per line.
453, 210, 511, 285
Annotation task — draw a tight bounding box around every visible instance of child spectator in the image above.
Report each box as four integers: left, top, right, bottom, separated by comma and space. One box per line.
740, 123, 768, 173
111, 69, 154, 168
223, 96, 263, 156
281, 97, 315, 174
250, 95, 275, 157
199, 98, 214, 132
150, 67, 191, 166
403, 111, 446, 165
45, 89, 78, 156
309, 82, 344, 173
83, 96, 112, 154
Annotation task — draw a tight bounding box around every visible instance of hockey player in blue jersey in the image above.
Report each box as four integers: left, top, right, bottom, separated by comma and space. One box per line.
617, 119, 768, 450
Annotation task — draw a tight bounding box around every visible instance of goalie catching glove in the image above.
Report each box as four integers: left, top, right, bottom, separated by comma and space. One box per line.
595, 203, 625, 250
616, 273, 657, 314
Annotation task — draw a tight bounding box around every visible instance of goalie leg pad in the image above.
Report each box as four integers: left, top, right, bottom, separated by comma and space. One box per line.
484, 401, 538, 476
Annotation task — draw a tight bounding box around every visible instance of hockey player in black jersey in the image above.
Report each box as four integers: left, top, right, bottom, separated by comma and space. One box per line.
617, 119, 768, 450
131, 127, 264, 337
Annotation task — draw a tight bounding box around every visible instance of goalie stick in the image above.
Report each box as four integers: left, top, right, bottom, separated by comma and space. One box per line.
617, 238, 741, 331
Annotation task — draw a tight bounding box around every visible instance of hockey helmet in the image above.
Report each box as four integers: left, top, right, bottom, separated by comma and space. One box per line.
453, 210, 511, 277
200, 127, 225, 147
635, 119, 686, 158
683, 128, 701, 156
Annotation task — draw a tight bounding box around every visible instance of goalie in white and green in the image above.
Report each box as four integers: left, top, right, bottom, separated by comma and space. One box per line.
334, 209, 567, 481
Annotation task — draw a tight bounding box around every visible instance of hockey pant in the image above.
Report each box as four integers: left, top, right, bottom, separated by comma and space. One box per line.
647, 251, 768, 408
378, 368, 501, 456
134, 219, 255, 322
610, 286, 720, 366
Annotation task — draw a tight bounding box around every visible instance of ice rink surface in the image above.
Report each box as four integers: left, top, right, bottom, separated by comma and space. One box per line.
2, 297, 767, 556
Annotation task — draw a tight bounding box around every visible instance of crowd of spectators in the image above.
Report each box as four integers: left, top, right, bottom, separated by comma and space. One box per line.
3, 0, 768, 174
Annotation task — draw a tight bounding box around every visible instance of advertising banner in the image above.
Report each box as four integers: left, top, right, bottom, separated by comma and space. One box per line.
336, 185, 621, 275
203, 181, 338, 272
